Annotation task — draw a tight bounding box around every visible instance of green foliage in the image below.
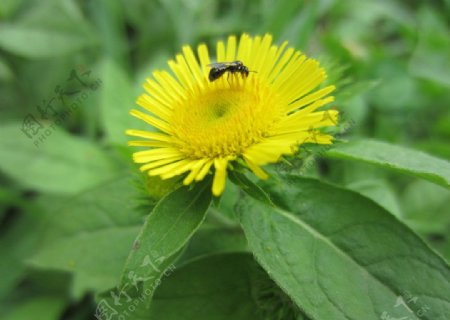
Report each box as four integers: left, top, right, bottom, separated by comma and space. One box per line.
1, 0, 449, 319
0, 296, 66, 320
147, 253, 262, 320
179, 226, 248, 261
0, 123, 121, 194
29, 176, 145, 298
239, 176, 450, 320
99, 59, 140, 145
118, 181, 212, 304
100, 253, 265, 320
326, 139, 450, 187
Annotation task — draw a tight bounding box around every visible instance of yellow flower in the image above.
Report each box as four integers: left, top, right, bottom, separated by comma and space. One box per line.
126, 33, 338, 196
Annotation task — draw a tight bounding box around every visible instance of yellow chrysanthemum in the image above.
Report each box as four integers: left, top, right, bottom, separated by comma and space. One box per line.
126, 33, 338, 196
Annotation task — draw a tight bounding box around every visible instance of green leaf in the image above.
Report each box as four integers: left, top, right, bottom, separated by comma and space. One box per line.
0, 192, 72, 300
29, 176, 144, 297
0, 0, 24, 18
211, 178, 240, 221
0, 123, 120, 194
96, 253, 266, 320
0, 296, 66, 320
0, 57, 13, 82
229, 171, 273, 206
346, 179, 402, 217
0, 211, 42, 299
238, 176, 450, 320
326, 139, 450, 188
408, 7, 450, 88
0, 266, 71, 319
91, 1, 128, 63
99, 59, 146, 144
401, 180, 450, 233
119, 181, 212, 302
179, 226, 248, 262
0, 24, 96, 59
149, 253, 263, 319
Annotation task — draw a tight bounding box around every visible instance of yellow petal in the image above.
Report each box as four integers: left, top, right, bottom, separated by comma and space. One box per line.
127, 33, 338, 189
212, 158, 228, 196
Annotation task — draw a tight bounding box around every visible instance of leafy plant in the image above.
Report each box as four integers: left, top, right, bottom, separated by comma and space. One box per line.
1, 0, 449, 319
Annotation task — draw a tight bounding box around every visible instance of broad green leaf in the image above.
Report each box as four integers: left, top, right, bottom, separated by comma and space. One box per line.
441, 237, 450, 262
29, 176, 144, 297
96, 253, 308, 320
119, 181, 212, 302
0, 123, 120, 194
148, 253, 263, 320
0, 24, 96, 59
346, 179, 402, 217
238, 176, 450, 320
326, 139, 450, 188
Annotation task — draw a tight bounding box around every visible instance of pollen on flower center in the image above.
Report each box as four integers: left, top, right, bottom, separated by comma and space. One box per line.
172, 80, 281, 159
201, 89, 244, 123
211, 102, 227, 118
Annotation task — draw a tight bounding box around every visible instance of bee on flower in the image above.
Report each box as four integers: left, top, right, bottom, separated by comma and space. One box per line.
126, 33, 338, 196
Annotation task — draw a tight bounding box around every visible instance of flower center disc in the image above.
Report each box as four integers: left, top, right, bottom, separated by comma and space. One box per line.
172, 80, 280, 159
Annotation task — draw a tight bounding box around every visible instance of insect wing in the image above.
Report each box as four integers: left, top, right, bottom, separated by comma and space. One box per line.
207, 62, 231, 68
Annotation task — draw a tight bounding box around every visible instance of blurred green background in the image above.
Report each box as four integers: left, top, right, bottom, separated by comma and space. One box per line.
0, 0, 449, 319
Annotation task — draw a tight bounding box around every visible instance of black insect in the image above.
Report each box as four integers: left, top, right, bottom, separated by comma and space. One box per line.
208, 61, 250, 82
